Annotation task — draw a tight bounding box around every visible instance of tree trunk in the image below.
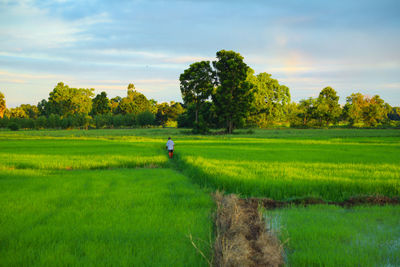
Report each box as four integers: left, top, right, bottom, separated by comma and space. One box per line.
227, 116, 233, 134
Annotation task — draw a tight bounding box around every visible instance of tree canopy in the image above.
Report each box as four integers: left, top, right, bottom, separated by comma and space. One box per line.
179, 61, 214, 124
0, 92, 5, 118
47, 82, 94, 117
344, 93, 391, 126
315, 87, 341, 126
212, 50, 254, 133
119, 84, 152, 115
91, 92, 111, 115
247, 72, 291, 127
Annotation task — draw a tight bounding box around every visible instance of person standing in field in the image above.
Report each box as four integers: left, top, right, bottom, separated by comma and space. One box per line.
166, 137, 174, 158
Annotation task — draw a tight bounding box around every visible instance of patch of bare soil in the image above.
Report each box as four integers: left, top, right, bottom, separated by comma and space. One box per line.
341, 195, 400, 207
213, 192, 283, 267
246, 195, 400, 209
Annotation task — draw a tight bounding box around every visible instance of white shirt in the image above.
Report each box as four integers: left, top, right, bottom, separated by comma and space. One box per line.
166, 140, 174, 150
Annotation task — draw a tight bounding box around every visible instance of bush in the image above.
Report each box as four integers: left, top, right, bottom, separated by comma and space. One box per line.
94, 114, 112, 129
124, 114, 136, 127
35, 116, 47, 129
137, 111, 155, 126
0, 117, 9, 128
165, 120, 178, 128
8, 122, 19, 131
192, 116, 209, 134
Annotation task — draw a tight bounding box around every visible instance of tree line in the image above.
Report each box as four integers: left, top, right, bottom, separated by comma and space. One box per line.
0, 83, 184, 130
178, 50, 399, 133
0, 50, 399, 132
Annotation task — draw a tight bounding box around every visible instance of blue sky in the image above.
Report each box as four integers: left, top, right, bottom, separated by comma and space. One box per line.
1, 0, 399, 107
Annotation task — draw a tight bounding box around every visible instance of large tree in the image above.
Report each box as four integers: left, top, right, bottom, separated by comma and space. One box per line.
5, 107, 28, 118
155, 101, 185, 126
19, 104, 39, 119
91, 91, 111, 115
212, 50, 254, 133
344, 93, 390, 126
119, 84, 152, 115
314, 87, 341, 126
0, 92, 5, 118
179, 61, 214, 124
48, 82, 94, 117
248, 72, 291, 127
297, 97, 317, 126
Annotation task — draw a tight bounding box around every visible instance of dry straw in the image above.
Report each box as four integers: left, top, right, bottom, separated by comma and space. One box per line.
213, 192, 284, 267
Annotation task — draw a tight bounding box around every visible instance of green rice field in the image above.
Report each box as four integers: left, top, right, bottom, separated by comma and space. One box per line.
176, 130, 400, 201
0, 128, 399, 266
266, 205, 400, 267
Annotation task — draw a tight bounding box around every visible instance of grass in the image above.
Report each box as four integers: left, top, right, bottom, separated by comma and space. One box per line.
175, 133, 400, 201
0, 138, 168, 170
266, 205, 400, 267
0, 128, 399, 266
0, 132, 214, 267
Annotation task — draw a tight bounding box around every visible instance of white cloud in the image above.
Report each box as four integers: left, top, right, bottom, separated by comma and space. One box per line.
92, 49, 214, 64
0, 1, 110, 50
0, 69, 68, 82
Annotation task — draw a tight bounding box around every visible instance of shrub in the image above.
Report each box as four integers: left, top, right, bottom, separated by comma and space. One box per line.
8, 122, 19, 131
165, 120, 178, 128
137, 111, 155, 126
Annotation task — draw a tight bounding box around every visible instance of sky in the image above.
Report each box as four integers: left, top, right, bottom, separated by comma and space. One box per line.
1, 0, 400, 107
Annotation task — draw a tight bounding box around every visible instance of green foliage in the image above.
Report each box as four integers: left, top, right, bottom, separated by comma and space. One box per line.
178, 102, 219, 129
5, 106, 28, 118
156, 101, 185, 127
19, 104, 39, 119
180, 61, 214, 123
35, 116, 47, 129
314, 87, 341, 126
247, 72, 291, 127
192, 115, 210, 134
344, 93, 391, 126
47, 113, 61, 128
110, 96, 122, 114
388, 107, 400, 121
296, 97, 317, 126
48, 82, 94, 117
91, 91, 111, 115
93, 113, 113, 129
119, 84, 152, 115
137, 110, 155, 126
212, 50, 254, 133
8, 122, 19, 131
0, 91, 5, 118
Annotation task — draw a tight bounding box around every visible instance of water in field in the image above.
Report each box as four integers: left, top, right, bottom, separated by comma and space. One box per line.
265, 205, 400, 267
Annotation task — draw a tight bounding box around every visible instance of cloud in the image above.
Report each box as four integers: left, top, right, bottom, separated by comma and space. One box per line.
92, 49, 214, 65
0, 69, 62, 80
0, 1, 110, 50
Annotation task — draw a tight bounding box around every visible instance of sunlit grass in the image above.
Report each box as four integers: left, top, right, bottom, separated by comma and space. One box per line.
0, 138, 168, 170
179, 157, 399, 200
176, 135, 400, 201
1, 128, 399, 266
266, 205, 400, 267
0, 168, 213, 267
0, 132, 213, 266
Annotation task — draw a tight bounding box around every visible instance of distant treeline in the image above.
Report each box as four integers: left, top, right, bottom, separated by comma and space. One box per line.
0, 50, 399, 132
